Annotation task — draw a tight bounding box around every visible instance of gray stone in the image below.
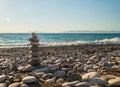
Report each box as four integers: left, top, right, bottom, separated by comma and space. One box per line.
84, 65, 93, 72
67, 73, 82, 81
8, 82, 21, 87
29, 59, 40, 66
101, 75, 117, 81
82, 72, 100, 81
29, 38, 39, 42
35, 72, 45, 78
21, 84, 29, 87
22, 76, 37, 83
75, 82, 91, 87
30, 42, 40, 46
45, 79, 55, 83
32, 32, 37, 38
62, 81, 80, 87
18, 65, 35, 72
0, 75, 7, 83
0, 83, 7, 87
90, 77, 107, 86
108, 78, 120, 86
32, 68, 48, 73
54, 70, 66, 78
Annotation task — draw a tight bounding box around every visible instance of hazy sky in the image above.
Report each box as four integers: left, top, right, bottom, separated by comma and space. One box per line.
0, 0, 120, 33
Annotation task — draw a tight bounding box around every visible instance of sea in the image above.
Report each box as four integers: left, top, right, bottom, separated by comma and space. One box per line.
0, 33, 120, 48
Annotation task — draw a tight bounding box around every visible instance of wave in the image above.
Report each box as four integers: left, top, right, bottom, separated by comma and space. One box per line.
95, 37, 120, 44
0, 37, 120, 48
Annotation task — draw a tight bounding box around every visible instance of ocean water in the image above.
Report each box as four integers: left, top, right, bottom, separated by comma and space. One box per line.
0, 33, 120, 48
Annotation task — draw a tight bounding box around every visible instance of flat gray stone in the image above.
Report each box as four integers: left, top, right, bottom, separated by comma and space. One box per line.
108, 78, 120, 86
82, 72, 100, 81
8, 82, 21, 87
22, 76, 37, 83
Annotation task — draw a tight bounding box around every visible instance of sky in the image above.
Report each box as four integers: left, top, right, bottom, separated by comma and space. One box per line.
0, 0, 120, 33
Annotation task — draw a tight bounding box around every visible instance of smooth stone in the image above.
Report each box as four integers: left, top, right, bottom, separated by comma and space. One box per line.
108, 78, 120, 86
35, 72, 45, 78
8, 82, 21, 87
21, 84, 29, 87
30, 42, 40, 46
32, 32, 37, 38
102, 62, 112, 67
18, 65, 35, 72
87, 69, 96, 72
111, 65, 120, 71
82, 72, 100, 81
22, 76, 37, 83
29, 51, 40, 56
32, 68, 48, 73
42, 73, 54, 79
54, 70, 66, 78
101, 75, 117, 81
26, 82, 41, 87
84, 65, 93, 72
30, 46, 40, 52
75, 82, 91, 87
67, 73, 82, 81
0, 83, 7, 87
45, 79, 55, 83
0, 75, 7, 83
90, 77, 107, 86
56, 78, 65, 84
62, 81, 80, 87
29, 38, 39, 42
29, 59, 40, 66
55, 59, 64, 63
47, 65, 59, 71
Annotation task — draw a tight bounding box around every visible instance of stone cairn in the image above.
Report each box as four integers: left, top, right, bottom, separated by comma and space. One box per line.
29, 32, 40, 66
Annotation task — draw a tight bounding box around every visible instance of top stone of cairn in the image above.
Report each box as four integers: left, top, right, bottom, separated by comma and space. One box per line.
32, 32, 37, 38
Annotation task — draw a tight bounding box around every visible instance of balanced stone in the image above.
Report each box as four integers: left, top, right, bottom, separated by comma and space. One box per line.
32, 32, 37, 38
30, 46, 40, 52
30, 42, 40, 46
29, 51, 40, 56
29, 38, 39, 42
29, 32, 40, 66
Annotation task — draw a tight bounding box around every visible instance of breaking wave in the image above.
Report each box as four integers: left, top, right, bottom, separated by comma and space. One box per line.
0, 37, 120, 48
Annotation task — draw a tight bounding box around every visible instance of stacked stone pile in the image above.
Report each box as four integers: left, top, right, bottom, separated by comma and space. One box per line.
29, 32, 40, 66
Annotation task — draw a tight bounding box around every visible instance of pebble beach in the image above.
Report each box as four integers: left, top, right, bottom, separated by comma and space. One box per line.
0, 44, 120, 87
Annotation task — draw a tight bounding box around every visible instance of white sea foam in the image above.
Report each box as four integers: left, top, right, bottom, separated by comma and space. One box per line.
0, 37, 120, 48
95, 37, 120, 44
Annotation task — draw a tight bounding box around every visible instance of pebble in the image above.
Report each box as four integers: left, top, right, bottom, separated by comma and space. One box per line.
62, 81, 80, 87
108, 78, 120, 86
82, 72, 100, 81
54, 70, 66, 78
0, 75, 7, 83
0, 83, 7, 87
21, 84, 29, 87
32, 67, 48, 73
75, 82, 91, 87
90, 77, 107, 86
45, 79, 55, 83
8, 82, 21, 87
22, 76, 37, 83
101, 75, 117, 81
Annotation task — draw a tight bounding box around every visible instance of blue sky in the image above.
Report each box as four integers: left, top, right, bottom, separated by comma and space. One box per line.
0, 0, 120, 33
